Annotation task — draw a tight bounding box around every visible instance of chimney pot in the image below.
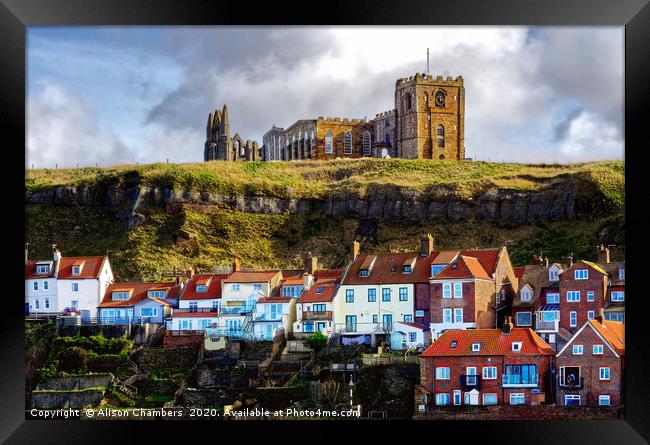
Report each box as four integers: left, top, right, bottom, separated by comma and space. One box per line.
543, 256, 549, 267
420, 233, 434, 256
232, 257, 241, 272
352, 241, 360, 260
567, 256, 573, 268
597, 244, 610, 264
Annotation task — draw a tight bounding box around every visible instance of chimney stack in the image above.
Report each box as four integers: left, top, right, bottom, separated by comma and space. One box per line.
303, 272, 314, 290
304, 252, 318, 275
502, 316, 513, 334
186, 267, 194, 278
597, 244, 610, 264
567, 255, 573, 269
543, 256, 549, 268
352, 241, 360, 261
420, 233, 434, 256
52, 244, 62, 263
232, 257, 241, 272
595, 308, 605, 323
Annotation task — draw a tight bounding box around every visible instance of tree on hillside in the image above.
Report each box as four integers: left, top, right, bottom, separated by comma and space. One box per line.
304, 332, 328, 365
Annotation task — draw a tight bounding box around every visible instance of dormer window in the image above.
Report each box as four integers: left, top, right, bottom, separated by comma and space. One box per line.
148, 290, 167, 299
112, 291, 131, 301
316, 287, 324, 294
72, 265, 81, 275
359, 269, 369, 277
35, 264, 49, 274
196, 284, 207, 293
450, 340, 458, 349
549, 265, 561, 281
512, 342, 522, 352
391, 266, 397, 273
431, 264, 445, 276
402, 265, 412, 274
521, 286, 532, 302
471, 343, 481, 352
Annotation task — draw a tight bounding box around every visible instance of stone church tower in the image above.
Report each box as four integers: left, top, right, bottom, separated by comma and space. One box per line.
394, 73, 465, 160
204, 104, 233, 161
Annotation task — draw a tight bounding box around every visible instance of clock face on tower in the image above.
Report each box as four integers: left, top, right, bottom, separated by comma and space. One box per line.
435, 90, 445, 107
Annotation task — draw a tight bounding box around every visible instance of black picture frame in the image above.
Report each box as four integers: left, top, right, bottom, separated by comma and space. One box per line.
2, 0, 649, 442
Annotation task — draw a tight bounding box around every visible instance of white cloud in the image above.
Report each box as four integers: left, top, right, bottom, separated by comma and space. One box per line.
27, 80, 132, 168
559, 111, 623, 160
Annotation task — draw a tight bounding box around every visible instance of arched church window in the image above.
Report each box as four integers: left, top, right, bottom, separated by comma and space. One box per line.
434, 90, 446, 108
325, 130, 333, 154
384, 132, 392, 146
362, 131, 372, 157
437, 124, 445, 148
344, 131, 353, 155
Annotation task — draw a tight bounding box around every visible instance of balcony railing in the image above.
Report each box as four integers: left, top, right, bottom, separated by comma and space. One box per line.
535, 319, 559, 332
99, 316, 160, 325
558, 376, 584, 389
205, 327, 248, 339
333, 322, 393, 334
460, 374, 481, 389
302, 310, 333, 321
219, 305, 255, 316
503, 373, 539, 387
174, 307, 218, 314
254, 313, 283, 322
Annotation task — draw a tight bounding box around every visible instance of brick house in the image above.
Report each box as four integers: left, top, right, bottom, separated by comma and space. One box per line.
555, 312, 624, 406
429, 247, 518, 340
419, 319, 555, 406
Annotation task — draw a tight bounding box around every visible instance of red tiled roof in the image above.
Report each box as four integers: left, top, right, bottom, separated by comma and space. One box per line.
100, 282, 180, 308
173, 312, 218, 318
513, 266, 526, 280
281, 277, 304, 285
181, 273, 229, 301
421, 328, 555, 357
459, 248, 501, 276
590, 319, 625, 355
25, 261, 56, 279
299, 269, 344, 303
432, 256, 491, 280
342, 252, 435, 285
58, 256, 106, 279
224, 271, 279, 283
394, 321, 429, 331
431, 250, 459, 265
257, 296, 293, 304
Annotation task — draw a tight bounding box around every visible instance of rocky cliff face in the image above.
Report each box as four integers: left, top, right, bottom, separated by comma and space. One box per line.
26, 182, 605, 225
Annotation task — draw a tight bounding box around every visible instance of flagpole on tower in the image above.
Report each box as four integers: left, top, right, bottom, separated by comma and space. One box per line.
427, 48, 430, 75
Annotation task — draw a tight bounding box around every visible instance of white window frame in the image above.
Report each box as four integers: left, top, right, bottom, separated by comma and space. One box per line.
453, 308, 463, 323
232, 284, 240, 292
570, 311, 577, 327
253, 283, 262, 292
44, 281, 49, 290
44, 298, 49, 309
415, 309, 425, 317
453, 282, 463, 298
140, 307, 159, 317
599, 367, 611, 380
482, 366, 497, 379
611, 291, 624, 302
343, 131, 353, 155
435, 367, 450, 380
516, 311, 532, 327
593, 344, 604, 355
442, 308, 452, 323
36, 264, 49, 274
71, 282, 79, 292
588, 311, 595, 320
572, 344, 583, 355
546, 293, 560, 304
472, 343, 481, 352
565, 395, 581, 406
453, 390, 462, 405
435, 393, 450, 406
587, 291, 594, 302
35, 299, 40, 309
33, 281, 38, 291
509, 393, 525, 405
512, 342, 522, 352
483, 393, 498, 406
72, 265, 81, 276
442, 283, 451, 298
567, 291, 580, 302
575, 269, 588, 280
599, 395, 611, 406
325, 130, 333, 154
112, 291, 130, 301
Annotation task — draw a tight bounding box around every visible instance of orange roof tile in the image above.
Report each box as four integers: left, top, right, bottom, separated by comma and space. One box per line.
421, 328, 555, 357
181, 273, 229, 301
299, 269, 344, 303
342, 252, 434, 285
57, 256, 106, 279
100, 282, 180, 308
590, 319, 625, 355
459, 248, 502, 276
432, 256, 491, 280
25, 261, 56, 279
224, 271, 279, 283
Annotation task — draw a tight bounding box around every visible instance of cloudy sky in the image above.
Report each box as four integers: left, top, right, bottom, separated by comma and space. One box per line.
27, 26, 624, 168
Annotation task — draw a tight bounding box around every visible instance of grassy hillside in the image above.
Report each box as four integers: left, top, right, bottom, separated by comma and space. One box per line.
25, 159, 624, 280
25, 158, 624, 209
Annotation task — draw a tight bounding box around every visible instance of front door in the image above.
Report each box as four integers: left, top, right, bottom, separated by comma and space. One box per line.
382, 314, 393, 331
468, 389, 479, 405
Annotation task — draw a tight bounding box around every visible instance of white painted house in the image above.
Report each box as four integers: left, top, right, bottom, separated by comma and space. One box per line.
171, 273, 228, 331
293, 269, 343, 338
334, 248, 427, 345
25, 245, 113, 317
389, 321, 431, 351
